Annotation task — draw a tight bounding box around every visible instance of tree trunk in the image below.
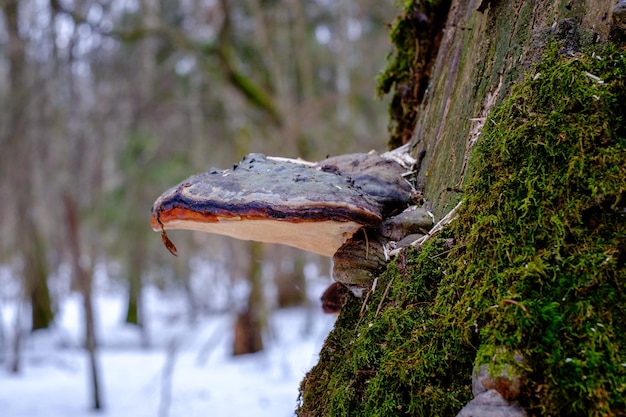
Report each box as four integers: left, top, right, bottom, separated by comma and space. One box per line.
3, 0, 55, 332
298, 1, 625, 416
123, 0, 160, 331
124, 232, 145, 327
23, 221, 54, 331
409, 0, 616, 218
64, 194, 103, 410
334, 0, 352, 127
272, 247, 307, 309
233, 241, 265, 355
9, 302, 24, 373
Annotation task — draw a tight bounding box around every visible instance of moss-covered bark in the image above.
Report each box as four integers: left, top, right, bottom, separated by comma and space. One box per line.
298, 42, 625, 417
405, 0, 615, 219
298, 1, 626, 415
447, 43, 626, 416
377, 0, 452, 149
449, 46, 626, 416
299, 240, 475, 417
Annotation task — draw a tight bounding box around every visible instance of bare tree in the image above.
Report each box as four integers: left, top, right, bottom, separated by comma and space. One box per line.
233, 241, 265, 355
2, 0, 55, 334
64, 194, 103, 410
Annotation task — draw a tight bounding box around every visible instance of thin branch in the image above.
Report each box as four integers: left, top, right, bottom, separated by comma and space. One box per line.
375, 278, 394, 317
53, 0, 283, 126
217, 0, 283, 126
359, 277, 378, 318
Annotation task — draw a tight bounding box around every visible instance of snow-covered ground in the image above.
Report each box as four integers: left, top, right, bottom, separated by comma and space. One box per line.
0, 282, 336, 417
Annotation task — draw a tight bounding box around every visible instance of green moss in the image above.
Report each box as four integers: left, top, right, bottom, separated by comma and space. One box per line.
446, 43, 626, 416
377, 0, 451, 149
298, 43, 626, 417
298, 239, 475, 417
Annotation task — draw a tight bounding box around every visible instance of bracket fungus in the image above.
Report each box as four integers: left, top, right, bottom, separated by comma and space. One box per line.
151, 148, 429, 288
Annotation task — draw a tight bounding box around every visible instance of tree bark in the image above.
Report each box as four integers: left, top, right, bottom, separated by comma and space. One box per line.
3, 0, 55, 333
273, 249, 307, 308
123, 0, 160, 331
64, 194, 103, 410
409, 0, 616, 218
233, 241, 265, 355
297, 1, 625, 416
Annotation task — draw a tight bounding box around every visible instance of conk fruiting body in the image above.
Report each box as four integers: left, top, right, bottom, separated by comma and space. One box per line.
151, 149, 433, 288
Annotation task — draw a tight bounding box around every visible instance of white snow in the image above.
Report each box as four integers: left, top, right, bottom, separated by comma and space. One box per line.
0, 280, 336, 417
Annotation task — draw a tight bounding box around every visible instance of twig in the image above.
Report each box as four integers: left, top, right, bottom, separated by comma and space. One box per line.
583, 71, 604, 84
501, 299, 530, 317
431, 249, 453, 259
359, 278, 377, 317
375, 278, 394, 318
266, 156, 316, 166
381, 143, 417, 169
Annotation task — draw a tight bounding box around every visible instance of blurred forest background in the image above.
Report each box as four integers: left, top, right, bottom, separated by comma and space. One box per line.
0, 0, 399, 383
